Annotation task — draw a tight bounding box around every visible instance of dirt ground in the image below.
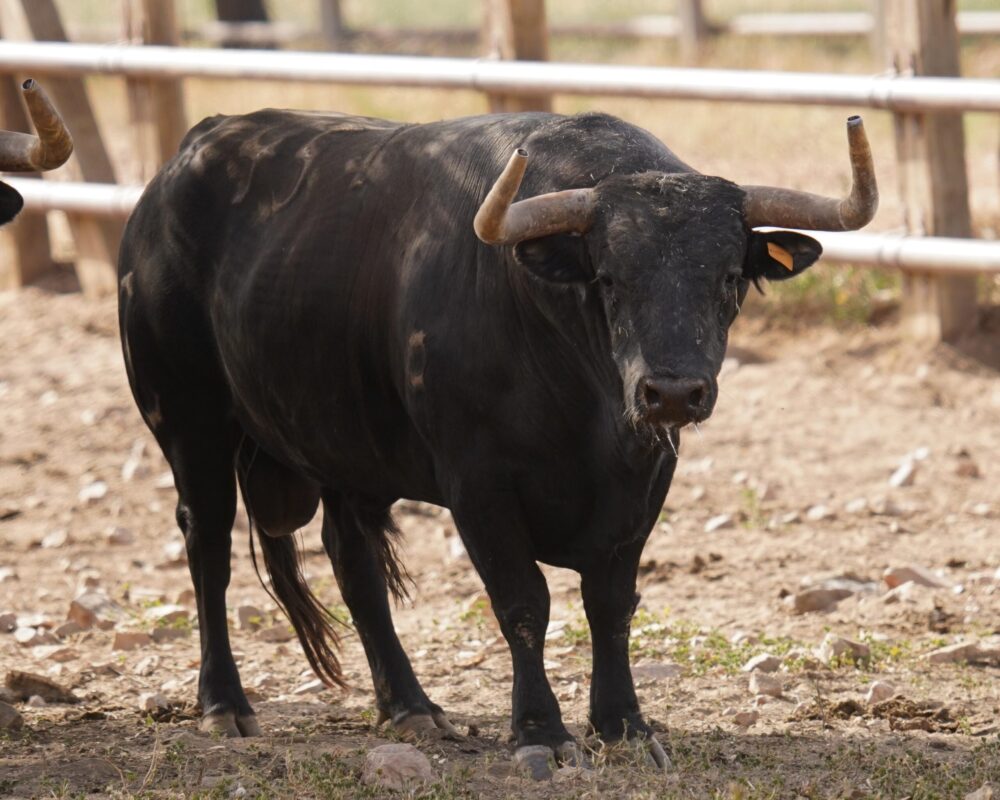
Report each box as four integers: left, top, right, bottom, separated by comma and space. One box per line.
1, 286, 999, 799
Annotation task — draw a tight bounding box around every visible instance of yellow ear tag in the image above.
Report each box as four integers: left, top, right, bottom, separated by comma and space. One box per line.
767, 242, 795, 271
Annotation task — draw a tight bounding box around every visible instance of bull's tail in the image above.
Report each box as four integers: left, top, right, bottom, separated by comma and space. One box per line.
246, 512, 346, 689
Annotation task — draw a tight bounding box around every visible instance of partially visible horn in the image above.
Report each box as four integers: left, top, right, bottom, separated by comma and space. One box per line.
742, 115, 878, 231
0, 79, 73, 173
474, 148, 596, 245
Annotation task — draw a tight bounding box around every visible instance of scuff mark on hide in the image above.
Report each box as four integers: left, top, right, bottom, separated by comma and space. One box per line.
407, 330, 427, 390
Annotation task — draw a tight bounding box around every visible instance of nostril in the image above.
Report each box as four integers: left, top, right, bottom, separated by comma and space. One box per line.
643, 380, 663, 411
687, 383, 706, 410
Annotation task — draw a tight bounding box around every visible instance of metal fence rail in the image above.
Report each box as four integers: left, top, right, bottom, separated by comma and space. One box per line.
1, 41, 1000, 113
6, 177, 998, 276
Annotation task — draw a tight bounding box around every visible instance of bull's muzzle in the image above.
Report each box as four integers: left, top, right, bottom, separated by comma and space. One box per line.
639, 375, 714, 427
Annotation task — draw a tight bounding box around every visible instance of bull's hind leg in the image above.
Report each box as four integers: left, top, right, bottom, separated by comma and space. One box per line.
121, 312, 255, 737
170, 426, 260, 737
321, 494, 458, 737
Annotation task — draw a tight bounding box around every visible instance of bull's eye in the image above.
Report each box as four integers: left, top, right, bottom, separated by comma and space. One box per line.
596, 274, 614, 290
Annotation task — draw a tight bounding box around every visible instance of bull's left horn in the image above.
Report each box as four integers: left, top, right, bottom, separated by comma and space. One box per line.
742, 115, 878, 231
474, 148, 596, 245
0, 79, 73, 173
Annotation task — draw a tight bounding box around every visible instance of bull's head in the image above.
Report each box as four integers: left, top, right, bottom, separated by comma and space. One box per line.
474, 117, 877, 447
0, 79, 74, 225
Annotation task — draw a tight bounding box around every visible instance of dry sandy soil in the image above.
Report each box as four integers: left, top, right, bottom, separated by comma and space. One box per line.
1, 287, 999, 799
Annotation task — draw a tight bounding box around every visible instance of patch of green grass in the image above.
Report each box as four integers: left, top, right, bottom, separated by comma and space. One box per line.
750, 265, 900, 328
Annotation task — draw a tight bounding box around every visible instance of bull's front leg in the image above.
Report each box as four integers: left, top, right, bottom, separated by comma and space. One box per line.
581, 539, 671, 769
451, 491, 580, 780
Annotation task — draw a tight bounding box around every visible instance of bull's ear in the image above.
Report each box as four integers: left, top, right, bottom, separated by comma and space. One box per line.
513, 233, 591, 283
746, 230, 822, 283
0, 181, 24, 226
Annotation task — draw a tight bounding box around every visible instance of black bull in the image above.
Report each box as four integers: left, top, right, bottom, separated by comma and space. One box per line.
118, 109, 876, 775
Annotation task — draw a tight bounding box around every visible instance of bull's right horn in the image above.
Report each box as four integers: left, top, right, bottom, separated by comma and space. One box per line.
0, 79, 73, 173
474, 148, 596, 245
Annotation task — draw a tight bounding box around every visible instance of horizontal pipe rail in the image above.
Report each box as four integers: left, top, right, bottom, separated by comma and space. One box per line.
6, 178, 998, 275
1, 41, 1000, 112
4, 178, 144, 216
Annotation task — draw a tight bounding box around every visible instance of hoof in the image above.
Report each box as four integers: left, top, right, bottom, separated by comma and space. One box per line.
514, 745, 554, 781
645, 735, 671, 770
200, 711, 260, 738
384, 710, 463, 741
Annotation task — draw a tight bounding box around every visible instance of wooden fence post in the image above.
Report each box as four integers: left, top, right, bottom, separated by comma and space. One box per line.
5, 0, 124, 296
677, 0, 710, 62
482, 0, 551, 113
881, 0, 977, 341
122, 0, 188, 183
0, 71, 53, 288
319, 0, 344, 49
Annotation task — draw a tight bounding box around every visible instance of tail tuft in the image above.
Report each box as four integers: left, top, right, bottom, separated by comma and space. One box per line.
247, 514, 346, 688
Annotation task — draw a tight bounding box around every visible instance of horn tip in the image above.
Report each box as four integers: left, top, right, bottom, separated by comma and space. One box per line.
847, 115, 863, 127
21, 78, 36, 93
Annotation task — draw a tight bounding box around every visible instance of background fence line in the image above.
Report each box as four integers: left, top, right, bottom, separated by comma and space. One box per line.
0, 0, 996, 342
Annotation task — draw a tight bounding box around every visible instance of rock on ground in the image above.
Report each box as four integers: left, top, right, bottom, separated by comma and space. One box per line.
4, 671, 79, 703
0, 700, 23, 730
361, 743, 434, 790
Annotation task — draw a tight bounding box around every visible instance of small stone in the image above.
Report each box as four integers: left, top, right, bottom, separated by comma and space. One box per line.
882, 565, 950, 590
0, 700, 23, 730
4, 670, 79, 703
971, 503, 992, 518
292, 679, 325, 695
925, 641, 1000, 665
138, 692, 169, 712
112, 631, 153, 652
805, 505, 833, 522
816, 634, 870, 665
0, 612, 15, 633
742, 654, 781, 673
257, 624, 294, 643
41, 529, 70, 549
955, 457, 980, 479
151, 627, 187, 643
14, 627, 48, 646
844, 497, 868, 515
869, 496, 902, 517
965, 785, 995, 800
160, 540, 186, 566
788, 587, 853, 614
882, 580, 927, 605
704, 514, 734, 533
749, 672, 783, 698
154, 471, 175, 490
144, 605, 189, 625
26, 695, 46, 708
0, 566, 18, 583
106, 527, 135, 546
68, 591, 125, 631
54, 620, 84, 638
174, 588, 196, 606
78, 481, 108, 503
865, 681, 895, 705
237, 605, 265, 631
730, 631, 759, 646
889, 460, 917, 488
779, 511, 801, 525
362, 742, 434, 790
732, 710, 759, 728
33, 645, 78, 663
134, 656, 160, 677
